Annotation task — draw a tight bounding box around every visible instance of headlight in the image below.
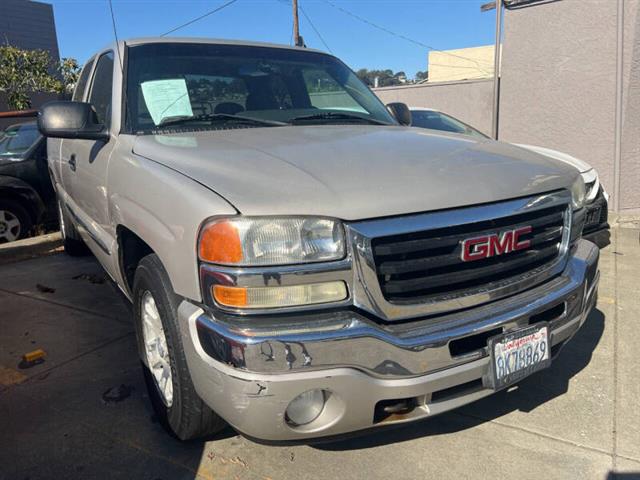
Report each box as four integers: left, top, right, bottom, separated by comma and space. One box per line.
198, 217, 345, 266
570, 176, 586, 210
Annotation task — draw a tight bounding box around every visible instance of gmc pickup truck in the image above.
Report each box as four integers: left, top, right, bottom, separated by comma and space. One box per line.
38, 38, 599, 442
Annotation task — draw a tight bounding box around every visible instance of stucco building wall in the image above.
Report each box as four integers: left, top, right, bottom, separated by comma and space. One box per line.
620, 0, 640, 213
499, 0, 619, 207
374, 79, 494, 136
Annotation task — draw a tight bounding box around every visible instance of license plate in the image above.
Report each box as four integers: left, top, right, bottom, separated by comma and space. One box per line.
486, 323, 551, 390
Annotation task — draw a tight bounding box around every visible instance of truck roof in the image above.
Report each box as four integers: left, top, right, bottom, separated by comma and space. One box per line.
120, 36, 326, 54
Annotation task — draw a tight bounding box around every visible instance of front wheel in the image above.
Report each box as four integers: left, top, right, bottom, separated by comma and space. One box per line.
133, 254, 227, 440
0, 199, 32, 243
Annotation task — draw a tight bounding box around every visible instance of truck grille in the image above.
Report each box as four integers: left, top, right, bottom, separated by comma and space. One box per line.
372, 203, 568, 303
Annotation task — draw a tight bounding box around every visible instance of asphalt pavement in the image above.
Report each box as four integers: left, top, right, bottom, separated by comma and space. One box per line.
0, 226, 639, 480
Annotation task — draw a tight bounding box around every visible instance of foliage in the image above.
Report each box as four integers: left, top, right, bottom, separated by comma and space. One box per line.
356, 68, 429, 86
415, 70, 429, 82
59, 57, 82, 96
0, 45, 81, 111
356, 68, 403, 87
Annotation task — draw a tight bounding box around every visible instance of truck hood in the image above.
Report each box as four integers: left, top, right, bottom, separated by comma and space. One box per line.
514, 144, 591, 173
132, 126, 579, 221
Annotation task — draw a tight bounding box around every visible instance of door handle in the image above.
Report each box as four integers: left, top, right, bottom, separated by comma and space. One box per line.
68, 154, 76, 172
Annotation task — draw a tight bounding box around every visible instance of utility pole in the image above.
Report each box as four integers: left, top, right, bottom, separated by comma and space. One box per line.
482, 1, 503, 140
292, 0, 302, 46
491, 0, 503, 140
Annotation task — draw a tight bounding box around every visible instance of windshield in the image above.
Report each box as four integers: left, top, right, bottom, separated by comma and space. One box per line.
0, 123, 41, 158
125, 43, 396, 133
410, 110, 489, 139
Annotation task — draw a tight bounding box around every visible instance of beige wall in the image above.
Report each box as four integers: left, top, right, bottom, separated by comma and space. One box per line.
499, 0, 640, 213
428, 45, 495, 82
373, 79, 494, 136
620, 0, 640, 213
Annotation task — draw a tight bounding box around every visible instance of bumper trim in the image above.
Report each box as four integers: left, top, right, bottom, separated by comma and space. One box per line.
195, 240, 599, 378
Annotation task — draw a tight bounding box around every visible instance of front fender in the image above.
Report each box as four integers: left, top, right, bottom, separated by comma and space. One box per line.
109, 152, 237, 302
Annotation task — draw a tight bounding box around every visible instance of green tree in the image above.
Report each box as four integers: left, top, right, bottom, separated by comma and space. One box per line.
356, 68, 404, 87
415, 70, 429, 82
0, 45, 80, 110
58, 57, 81, 96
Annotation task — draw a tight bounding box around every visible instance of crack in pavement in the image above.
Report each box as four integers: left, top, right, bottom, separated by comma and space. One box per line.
611, 227, 620, 471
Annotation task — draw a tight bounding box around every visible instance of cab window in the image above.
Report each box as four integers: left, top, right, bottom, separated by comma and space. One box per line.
72, 57, 95, 102
88, 52, 114, 127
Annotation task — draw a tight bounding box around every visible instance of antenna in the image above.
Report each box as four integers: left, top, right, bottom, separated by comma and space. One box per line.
107, 0, 124, 73
107, 0, 132, 132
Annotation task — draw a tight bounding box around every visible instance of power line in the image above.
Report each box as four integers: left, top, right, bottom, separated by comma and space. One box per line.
320, 0, 493, 75
160, 0, 239, 37
299, 3, 333, 53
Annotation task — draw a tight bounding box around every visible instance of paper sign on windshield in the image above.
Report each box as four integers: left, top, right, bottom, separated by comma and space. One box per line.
141, 79, 193, 125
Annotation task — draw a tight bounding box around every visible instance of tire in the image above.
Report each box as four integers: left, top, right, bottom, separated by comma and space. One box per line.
0, 199, 32, 244
57, 199, 88, 256
133, 254, 227, 440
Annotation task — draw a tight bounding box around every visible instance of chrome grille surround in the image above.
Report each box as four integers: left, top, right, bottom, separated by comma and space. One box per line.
347, 190, 572, 322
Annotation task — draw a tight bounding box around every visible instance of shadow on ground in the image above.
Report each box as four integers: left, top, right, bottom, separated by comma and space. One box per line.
313, 308, 606, 452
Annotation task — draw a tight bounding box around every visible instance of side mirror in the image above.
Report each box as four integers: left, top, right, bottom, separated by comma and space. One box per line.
386, 102, 412, 126
38, 101, 108, 141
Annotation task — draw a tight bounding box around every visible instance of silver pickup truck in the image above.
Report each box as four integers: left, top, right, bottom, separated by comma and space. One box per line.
38, 38, 599, 442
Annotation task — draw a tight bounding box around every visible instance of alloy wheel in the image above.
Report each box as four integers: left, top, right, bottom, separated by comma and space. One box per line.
141, 291, 174, 407
0, 209, 21, 243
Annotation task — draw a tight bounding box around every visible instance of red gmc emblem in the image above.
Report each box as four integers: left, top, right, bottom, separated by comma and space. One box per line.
460, 226, 532, 262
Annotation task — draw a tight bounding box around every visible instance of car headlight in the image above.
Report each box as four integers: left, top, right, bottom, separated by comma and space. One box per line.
198, 217, 345, 266
570, 176, 586, 210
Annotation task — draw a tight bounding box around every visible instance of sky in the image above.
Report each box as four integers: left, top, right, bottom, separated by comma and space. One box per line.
49, 0, 497, 78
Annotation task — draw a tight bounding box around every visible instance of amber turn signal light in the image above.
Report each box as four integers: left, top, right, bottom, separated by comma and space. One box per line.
213, 282, 348, 309
213, 285, 248, 307
199, 220, 243, 264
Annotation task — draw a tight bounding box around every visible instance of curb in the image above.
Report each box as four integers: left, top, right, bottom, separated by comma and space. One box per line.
0, 232, 63, 265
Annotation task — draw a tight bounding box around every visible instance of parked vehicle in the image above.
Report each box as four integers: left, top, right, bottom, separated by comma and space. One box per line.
409, 107, 610, 247
0, 117, 55, 243
38, 38, 599, 442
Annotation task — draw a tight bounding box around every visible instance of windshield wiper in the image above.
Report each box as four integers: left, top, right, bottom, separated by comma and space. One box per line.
157, 113, 287, 128
289, 112, 390, 125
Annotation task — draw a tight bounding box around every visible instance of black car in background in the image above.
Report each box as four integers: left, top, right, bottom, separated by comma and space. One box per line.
0, 119, 55, 243
408, 107, 610, 248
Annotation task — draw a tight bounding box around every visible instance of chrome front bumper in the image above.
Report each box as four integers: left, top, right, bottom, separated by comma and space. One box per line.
179, 239, 599, 441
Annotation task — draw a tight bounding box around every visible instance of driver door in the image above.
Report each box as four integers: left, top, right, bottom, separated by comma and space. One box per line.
62, 50, 116, 260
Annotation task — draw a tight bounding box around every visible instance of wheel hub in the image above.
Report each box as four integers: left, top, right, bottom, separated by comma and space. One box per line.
0, 210, 21, 242
140, 291, 174, 407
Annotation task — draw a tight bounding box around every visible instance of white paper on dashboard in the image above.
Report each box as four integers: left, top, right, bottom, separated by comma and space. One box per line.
141, 79, 193, 125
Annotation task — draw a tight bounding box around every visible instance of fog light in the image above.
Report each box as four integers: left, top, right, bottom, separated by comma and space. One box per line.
285, 389, 327, 426
213, 281, 347, 309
